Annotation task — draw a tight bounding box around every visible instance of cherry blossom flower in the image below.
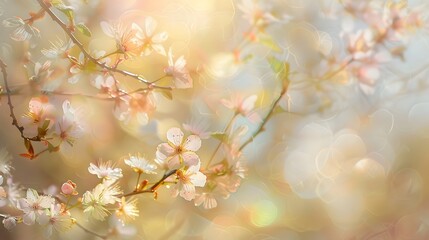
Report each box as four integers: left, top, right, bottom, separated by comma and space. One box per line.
194, 192, 218, 209
18, 189, 54, 225
221, 94, 261, 123
135, 17, 168, 56
0, 148, 12, 175
100, 21, 142, 58
164, 48, 193, 89
2, 17, 40, 41
0, 178, 22, 208
88, 161, 123, 182
115, 197, 139, 223
55, 100, 85, 154
156, 127, 201, 169
183, 118, 211, 140
114, 92, 156, 125
39, 204, 74, 237
172, 162, 207, 201
21, 97, 55, 137
237, 0, 277, 28
82, 183, 122, 221
91, 75, 116, 95
41, 38, 74, 59
124, 154, 157, 174
68, 50, 110, 84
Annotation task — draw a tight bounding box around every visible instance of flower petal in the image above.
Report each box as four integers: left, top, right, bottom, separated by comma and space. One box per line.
184, 135, 201, 152
181, 152, 200, 166
166, 127, 184, 146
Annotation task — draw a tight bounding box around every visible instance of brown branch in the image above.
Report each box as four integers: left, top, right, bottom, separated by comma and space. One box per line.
239, 87, 288, 151
120, 169, 177, 198
36, 0, 172, 91
0, 58, 41, 142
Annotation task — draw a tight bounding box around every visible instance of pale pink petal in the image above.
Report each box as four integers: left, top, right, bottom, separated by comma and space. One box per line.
190, 171, 207, 187
152, 44, 166, 56
100, 21, 115, 38
241, 95, 257, 113
180, 183, 196, 201
183, 135, 201, 151
166, 127, 184, 146
145, 17, 157, 37
181, 152, 200, 166
23, 212, 36, 225
167, 155, 181, 169
152, 32, 168, 43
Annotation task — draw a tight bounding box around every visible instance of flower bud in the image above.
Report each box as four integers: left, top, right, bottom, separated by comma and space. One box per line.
2, 217, 16, 230
61, 180, 78, 195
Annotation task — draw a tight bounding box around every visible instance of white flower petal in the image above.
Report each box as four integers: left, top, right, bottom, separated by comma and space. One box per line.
184, 135, 201, 152
167, 127, 184, 146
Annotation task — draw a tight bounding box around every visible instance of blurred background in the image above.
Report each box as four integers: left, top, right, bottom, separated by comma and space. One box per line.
2, 0, 429, 239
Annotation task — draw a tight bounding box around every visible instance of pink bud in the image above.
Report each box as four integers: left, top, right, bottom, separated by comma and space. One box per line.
61, 180, 77, 195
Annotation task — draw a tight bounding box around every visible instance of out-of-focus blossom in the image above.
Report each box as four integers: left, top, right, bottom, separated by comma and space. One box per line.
91, 75, 116, 95
21, 97, 55, 138
88, 161, 123, 182
82, 183, 122, 221
0, 148, 12, 175
183, 118, 211, 140
172, 162, 206, 201
164, 49, 193, 89
115, 197, 139, 223
124, 154, 157, 174
41, 38, 74, 59
2, 217, 16, 230
156, 127, 201, 169
114, 92, 156, 125
0, 178, 22, 208
39, 204, 74, 237
221, 94, 261, 123
237, 0, 277, 28
100, 21, 142, 58
2, 17, 40, 41
135, 17, 168, 56
61, 180, 78, 196
68, 51, 108, 84
17, 189, 54, 225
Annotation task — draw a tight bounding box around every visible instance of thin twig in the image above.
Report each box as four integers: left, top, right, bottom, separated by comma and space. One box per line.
239, 87, 288, 151
0, 58, 41, 142
205, 113, 237, 168
121, 169, 177, 198
36, 0, 172, 91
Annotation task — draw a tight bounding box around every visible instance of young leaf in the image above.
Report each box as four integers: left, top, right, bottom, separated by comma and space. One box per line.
76, 23, 92, 37
267, 56, 290, 90
211, 132, 228, 143
259, 35, 281, 52
159, 90, 173, 100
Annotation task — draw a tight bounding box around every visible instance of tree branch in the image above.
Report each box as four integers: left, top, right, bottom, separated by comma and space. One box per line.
0, 58, 41, 142
36, 0, 172, 91
121, 169, 177, 198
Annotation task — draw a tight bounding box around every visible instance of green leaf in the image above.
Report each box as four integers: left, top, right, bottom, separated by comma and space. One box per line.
76, 23, 92, 37
47, 142, 59, 153
267, 56, 290, 90
259, 35, 281, 52
52, 2, 75, 23
159, 90, 173, 100
211, 132, 228, 143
